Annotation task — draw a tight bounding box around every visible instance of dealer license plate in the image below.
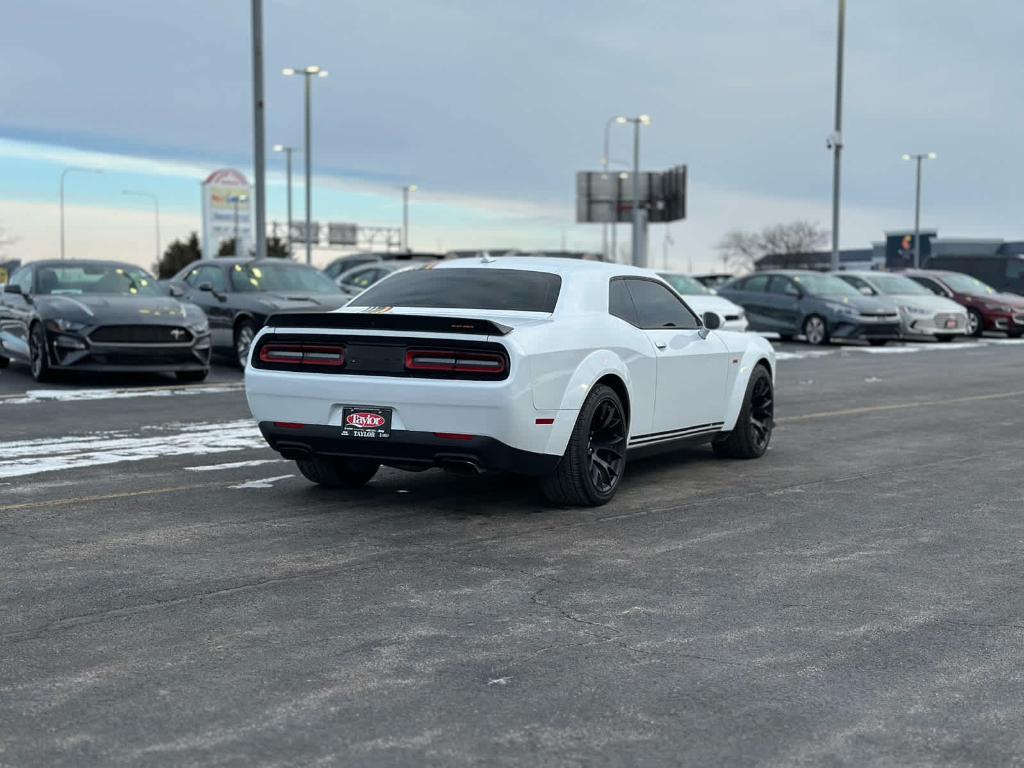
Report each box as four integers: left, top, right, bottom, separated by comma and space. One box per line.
341, 406, 392, 439
945, 319, 958, 329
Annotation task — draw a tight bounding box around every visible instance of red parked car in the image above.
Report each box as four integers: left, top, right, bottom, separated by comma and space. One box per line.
902, 269, 1024, 338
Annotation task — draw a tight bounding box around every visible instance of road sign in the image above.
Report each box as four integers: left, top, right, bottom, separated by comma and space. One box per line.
328, 223, 358, 246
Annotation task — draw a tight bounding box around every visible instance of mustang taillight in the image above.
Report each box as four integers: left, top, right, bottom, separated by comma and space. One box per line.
259, 343, 345, 367
404, 349, 507, 374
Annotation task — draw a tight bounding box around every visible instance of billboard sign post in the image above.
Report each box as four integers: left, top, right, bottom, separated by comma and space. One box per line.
201, 169, 253, 257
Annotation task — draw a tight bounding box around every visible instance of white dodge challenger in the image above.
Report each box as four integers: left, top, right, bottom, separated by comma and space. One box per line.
244, 257, 776, 506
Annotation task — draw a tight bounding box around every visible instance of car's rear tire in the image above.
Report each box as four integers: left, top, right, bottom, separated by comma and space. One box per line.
29, 323, 56, 383
296, 456, 380, 488
540, 384, 627, 507
235, 319, 257, 368
713, 366, 774, 459
868, 339, 888, 347
175, 369, 209, 383
802, 315, 830, 346
967, 309, 984, 337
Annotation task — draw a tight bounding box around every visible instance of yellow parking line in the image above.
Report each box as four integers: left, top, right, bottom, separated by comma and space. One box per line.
779, 390, 1024, 423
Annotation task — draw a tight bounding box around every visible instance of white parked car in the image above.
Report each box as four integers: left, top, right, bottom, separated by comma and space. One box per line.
245, 258, 776, 506
658, 272, 749, 332
835, 271, 969, 341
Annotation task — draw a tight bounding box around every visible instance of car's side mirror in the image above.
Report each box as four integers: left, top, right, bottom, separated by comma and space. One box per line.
168, 283, 185, 298
858, 286, 874, 296
702, 311, 722, 330
197, 282, 214, 292
3, 283, 23, 295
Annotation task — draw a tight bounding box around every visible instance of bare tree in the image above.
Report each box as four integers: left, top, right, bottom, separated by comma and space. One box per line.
717, 221, 829, 272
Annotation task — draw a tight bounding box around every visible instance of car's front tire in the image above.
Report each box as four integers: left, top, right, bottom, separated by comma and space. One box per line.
175, 369, 210, 383
297, 456, 380, 488
713, 365, 774, 459
541, 384, 627, 507
803, 315, 830, 346
967, 309, 984, 337
29, 323, 56, 383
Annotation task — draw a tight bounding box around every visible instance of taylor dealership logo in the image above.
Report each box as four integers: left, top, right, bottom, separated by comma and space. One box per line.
346, 412, 385, 429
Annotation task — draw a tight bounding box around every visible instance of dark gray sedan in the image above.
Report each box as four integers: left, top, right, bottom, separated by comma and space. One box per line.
718, 270, 901, 345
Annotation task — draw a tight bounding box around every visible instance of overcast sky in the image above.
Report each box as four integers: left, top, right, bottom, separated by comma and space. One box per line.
1, 0, 1021, 270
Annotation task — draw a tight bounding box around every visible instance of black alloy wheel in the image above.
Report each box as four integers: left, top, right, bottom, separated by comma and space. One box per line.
587, 397, 627, 495
29, 323, 54, 383
541, 384, 628, 506
713, 366, 774, 459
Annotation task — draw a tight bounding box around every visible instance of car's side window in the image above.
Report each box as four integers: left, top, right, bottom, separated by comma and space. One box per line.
9, 267, 33, 294
608, 278, 639, 326
840, 275, 872, 294
768, 276, 800, 296
193, 266, 228, 292
909, 276, 945, 295
624, 278, 700, 330
744, 274, 769, 292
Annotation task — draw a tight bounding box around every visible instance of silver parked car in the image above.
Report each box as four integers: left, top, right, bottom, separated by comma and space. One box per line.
835, 271, 968, 341
335, 261, 419, 297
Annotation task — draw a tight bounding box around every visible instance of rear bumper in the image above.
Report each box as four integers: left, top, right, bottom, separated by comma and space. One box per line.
259, 422, 561, 475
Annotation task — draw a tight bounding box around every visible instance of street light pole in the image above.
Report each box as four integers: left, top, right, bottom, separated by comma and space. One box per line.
283, 65, 328, 265
603, 116, 627, 261
59, 166, 103, 260
902, 152, 937, 269
250, 0, 267, 260
829, 0, 847, 272
121, 190, 161, 266
401, 184, 417, 251
624, 115, 651, 268
273, 145, 297, 255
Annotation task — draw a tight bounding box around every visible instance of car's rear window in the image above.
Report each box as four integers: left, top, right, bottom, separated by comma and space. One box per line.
349, 268, 561, 312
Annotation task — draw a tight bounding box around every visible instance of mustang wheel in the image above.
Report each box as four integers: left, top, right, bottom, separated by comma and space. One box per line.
541, 384, 627, 507
803, 315, 829, 346
29, 323, 55, 383
296, 457, 380, 488
967, 309, 983, 337
235, 320, 257, 367
713, 366, 774, 459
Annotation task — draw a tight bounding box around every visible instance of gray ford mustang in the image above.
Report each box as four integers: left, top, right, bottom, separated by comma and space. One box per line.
0, 260, 211, 382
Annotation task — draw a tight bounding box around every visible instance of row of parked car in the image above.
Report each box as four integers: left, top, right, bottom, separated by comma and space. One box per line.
2, 250, 1020, 383
714, 268, 1024, 345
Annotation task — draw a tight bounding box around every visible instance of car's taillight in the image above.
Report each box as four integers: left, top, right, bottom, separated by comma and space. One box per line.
259, 342, 345, 367
404, 349, 507, 374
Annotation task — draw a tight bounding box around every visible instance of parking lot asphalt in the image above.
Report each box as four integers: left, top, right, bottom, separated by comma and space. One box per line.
2, 337, 1024, 767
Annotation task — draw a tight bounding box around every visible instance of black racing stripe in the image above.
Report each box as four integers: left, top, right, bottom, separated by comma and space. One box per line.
629, 422, 724, 446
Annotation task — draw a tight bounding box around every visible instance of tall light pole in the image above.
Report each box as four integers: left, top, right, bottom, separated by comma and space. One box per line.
273, 144, 298, 255
282, 65, 328, 265
401, 184, 417, 251
603, 116, 627, 261
612, 171, 628, 262
828, 0, 847, 272
121, 190, 161, 266
59, 166, 103, 260
624, 115, 651, 268
250, 0, 267, 260
902, 152, 937, 269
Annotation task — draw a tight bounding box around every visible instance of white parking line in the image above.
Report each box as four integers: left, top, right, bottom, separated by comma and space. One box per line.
0, 419, 264, 479
0, 383, 244, 406
229, 474, 295, 489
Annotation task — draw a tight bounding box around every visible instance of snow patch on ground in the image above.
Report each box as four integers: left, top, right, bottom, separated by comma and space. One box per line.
0, 383, 243, 406
0, 419, 264, 479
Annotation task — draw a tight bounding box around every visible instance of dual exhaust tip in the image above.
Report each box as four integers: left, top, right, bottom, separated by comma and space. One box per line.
275, 442, 483, 475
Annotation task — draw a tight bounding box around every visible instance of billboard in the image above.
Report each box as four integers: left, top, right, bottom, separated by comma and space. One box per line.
201, 169, 252, 257
328, 222, 358, 246
576, 165, 687, 224
885, 231, 934, 269
292, 221, 321, 245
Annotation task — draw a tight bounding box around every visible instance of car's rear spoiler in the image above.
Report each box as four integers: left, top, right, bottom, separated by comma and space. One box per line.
265, 311, 513, 336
